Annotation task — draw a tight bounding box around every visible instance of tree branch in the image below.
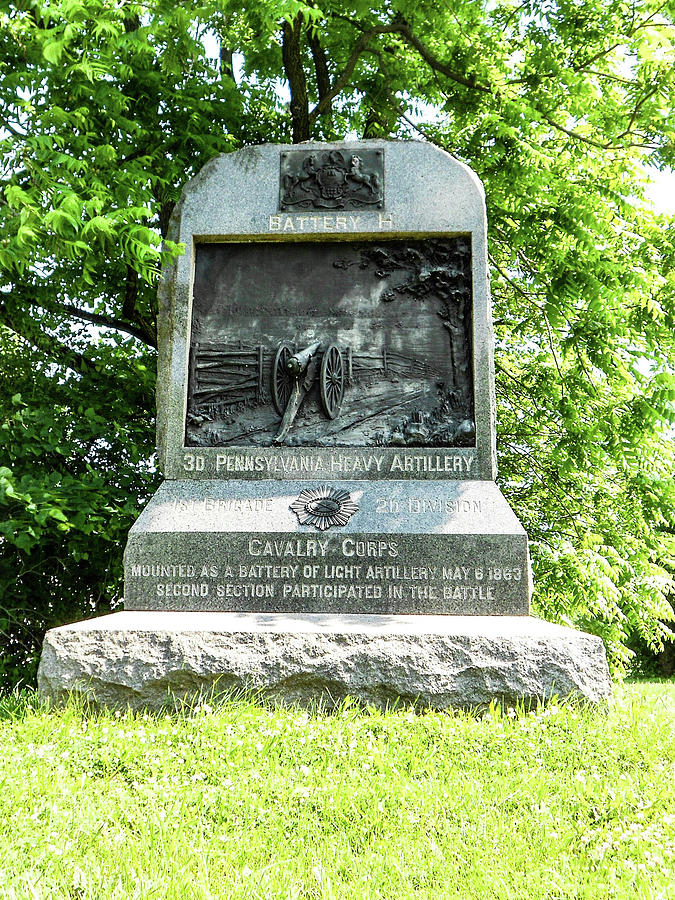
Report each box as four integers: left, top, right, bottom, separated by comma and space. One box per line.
60, 301, 156, 347
615, 84, 661, 141
397, 24, 491, 92
9, 287, 156, 347
220, 42, 234, 80
489, 254, 571, 393
3, 122, 27, 138
310, 21, 490, 124
0, 300, 90, 375
317, 15, 657, 155
537, 113, 614, 149
122, 265, 138, 321
307, 25, 331, 105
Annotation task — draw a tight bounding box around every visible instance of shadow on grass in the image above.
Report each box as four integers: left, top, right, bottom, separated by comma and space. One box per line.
0, 679, 619, 729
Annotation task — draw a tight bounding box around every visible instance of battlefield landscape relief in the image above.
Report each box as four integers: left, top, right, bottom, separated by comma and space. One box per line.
185, 238, 475, 448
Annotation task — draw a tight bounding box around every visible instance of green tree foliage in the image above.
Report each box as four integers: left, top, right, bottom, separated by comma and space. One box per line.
1, 0, 674, 685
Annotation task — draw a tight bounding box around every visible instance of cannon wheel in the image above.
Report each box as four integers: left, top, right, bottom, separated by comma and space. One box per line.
319, 344, 345, 419
271, 343, 294, 415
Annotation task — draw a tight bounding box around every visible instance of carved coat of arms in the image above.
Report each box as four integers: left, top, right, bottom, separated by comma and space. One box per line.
280, 149, 384, 210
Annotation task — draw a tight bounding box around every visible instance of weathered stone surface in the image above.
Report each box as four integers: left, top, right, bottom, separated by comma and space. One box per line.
142, 140, 529, 622
124, 479, 531, 614
38, 612, 611, 711
157, 140, 496, 482
37, 141, 613, 710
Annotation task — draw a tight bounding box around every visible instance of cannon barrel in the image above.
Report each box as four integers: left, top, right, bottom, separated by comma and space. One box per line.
286, 340, 322, 376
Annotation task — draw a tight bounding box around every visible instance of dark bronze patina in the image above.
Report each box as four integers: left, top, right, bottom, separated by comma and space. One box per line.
272, 340, 344, 444
280, 148, 384, 210
186, 238, 474, 448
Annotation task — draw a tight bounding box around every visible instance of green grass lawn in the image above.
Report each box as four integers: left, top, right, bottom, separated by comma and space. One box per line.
0, 683, 673, 899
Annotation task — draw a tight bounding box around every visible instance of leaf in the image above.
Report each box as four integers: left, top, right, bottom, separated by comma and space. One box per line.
47, 508, 69, 523
42, 40, 64, 64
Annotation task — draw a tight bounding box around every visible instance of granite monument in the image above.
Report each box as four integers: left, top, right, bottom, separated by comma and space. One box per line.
38, 141, 611, 709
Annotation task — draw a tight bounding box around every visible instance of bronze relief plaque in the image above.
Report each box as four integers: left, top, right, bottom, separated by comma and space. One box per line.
186, 238, 474, 450
279, 148, 384, 210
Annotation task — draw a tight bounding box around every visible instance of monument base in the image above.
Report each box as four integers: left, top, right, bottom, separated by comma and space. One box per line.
38, 612, 611, 711
124, 479, 531, 616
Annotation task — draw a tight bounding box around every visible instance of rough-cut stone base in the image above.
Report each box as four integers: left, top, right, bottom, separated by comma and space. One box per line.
37, 612, 611, 711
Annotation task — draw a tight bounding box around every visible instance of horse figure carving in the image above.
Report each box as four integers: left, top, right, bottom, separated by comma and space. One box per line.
283, 153, 319, 197
349, 155, 380, 195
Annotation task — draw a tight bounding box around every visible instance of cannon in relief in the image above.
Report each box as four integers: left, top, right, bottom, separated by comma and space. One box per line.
271, 341, 346, 444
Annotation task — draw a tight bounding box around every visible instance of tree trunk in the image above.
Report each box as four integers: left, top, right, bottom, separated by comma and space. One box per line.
282, 16, 310, 142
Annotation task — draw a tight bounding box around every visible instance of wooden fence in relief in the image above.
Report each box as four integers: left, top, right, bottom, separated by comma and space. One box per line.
189, 343, 434, 411
190, 343, 266, 406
